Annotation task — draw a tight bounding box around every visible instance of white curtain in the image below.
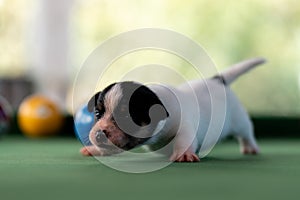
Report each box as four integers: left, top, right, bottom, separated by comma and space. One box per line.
29, 0, 74, 111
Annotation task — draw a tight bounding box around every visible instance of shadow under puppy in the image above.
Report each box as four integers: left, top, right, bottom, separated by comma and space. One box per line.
80, 57, 266, 162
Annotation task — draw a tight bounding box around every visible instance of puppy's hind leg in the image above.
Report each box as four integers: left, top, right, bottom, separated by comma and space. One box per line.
238, 132, 259, 155
230, 104, 260, 155
235, 120, 260, 155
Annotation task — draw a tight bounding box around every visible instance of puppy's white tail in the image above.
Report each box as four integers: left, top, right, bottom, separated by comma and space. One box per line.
218, 57, 266, 85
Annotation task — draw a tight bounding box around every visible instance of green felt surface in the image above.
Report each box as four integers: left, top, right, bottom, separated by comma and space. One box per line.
0, 136, 300, 200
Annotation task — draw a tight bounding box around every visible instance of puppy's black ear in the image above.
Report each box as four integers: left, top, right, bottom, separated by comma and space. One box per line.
120, 82, 169, 126
87, 92, 101, 112
87, 83, 117, 113
131, 85, 169, 126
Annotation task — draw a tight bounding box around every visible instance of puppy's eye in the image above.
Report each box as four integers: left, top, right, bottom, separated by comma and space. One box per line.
94, 109, 103, 120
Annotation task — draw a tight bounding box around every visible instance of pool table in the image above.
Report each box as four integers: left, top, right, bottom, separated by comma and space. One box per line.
0, 135, 299, 200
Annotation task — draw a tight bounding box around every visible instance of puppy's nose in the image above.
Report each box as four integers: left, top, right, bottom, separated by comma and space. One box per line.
95, 131, 107, 144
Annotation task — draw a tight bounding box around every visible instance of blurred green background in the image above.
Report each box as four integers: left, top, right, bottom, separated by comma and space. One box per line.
0, 0, 300, 116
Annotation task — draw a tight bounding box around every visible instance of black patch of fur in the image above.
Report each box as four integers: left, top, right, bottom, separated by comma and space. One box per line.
118, 81, 169, 126
212, 75, 227, 85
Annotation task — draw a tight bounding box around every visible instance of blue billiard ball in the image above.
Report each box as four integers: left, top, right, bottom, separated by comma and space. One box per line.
74, 104, 94, 145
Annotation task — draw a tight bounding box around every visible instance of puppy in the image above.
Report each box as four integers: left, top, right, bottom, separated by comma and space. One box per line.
80, 58, 265, 162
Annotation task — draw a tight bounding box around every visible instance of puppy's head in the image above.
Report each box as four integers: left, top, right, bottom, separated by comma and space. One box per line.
87, 81, 169, 151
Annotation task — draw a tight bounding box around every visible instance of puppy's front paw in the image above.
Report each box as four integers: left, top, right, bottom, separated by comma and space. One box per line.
170, 151, 200, 162
80, 145, 124, 157
80, 146, 105, 156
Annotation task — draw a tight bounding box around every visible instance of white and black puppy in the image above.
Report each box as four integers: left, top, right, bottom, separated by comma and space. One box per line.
80, 58, 265, 162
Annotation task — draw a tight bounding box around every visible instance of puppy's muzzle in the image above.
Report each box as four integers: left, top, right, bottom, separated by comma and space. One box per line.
95, 130, 108, 144
94, 130, 120, 151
